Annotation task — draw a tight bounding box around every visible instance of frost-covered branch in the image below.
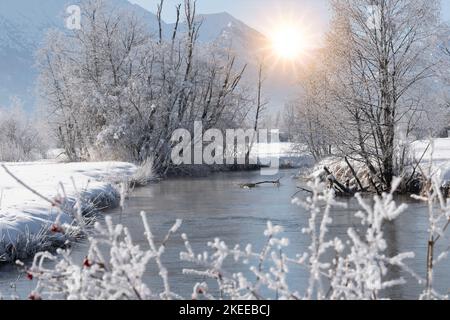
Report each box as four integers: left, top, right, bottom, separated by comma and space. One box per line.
27, 215, 182, 300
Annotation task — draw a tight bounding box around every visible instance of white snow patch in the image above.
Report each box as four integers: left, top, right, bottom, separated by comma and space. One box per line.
253, 142, 313, 168
0, 161, 137, 261
254, 142, 303, 157
411, 138, 450, 182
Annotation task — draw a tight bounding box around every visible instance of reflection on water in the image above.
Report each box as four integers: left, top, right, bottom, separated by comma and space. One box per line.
0, 169, 447, 299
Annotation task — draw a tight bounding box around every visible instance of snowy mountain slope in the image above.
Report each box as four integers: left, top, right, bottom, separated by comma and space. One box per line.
0, 0, 161, 111
169, 12, 267, 67
0, 0, 269, 112
0, 0, 69, 110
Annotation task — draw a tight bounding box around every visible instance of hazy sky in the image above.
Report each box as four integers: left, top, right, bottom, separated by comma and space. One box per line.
125, 0, 449, 112
129, 0, 450, 35
129, 0, 331, 34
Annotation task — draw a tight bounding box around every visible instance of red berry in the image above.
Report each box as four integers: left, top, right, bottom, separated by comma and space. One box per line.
50, 224, 64, 233
83, 258, 92, 268
28, 293, 41, 300
52, 197, 62, 207
26, 272, 33, 281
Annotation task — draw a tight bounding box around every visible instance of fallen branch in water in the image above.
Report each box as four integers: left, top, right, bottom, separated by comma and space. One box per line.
291, 186, 313, 198
239, 178, 281, 189
323, 166, 353, 195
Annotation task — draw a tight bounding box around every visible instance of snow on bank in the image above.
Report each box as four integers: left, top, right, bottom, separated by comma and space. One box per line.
305, 138, 450, 187
254, 142, 314, 168
0, 161, 136, 261
0, 143, 308, 262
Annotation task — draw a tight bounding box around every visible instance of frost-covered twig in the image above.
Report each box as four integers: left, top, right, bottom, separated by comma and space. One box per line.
28, 214, 183, 300
411, 143, 450, 299
141, 212, 182, 299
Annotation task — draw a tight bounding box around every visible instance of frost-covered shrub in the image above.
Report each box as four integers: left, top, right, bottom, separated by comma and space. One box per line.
27, 214, 182, 300
324, 179, 415, 299
130, 157, 156, 186
25, 179, 422, 300
0, 103, 49, 162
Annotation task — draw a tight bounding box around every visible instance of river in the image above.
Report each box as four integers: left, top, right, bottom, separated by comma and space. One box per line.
0, 169, 447, 299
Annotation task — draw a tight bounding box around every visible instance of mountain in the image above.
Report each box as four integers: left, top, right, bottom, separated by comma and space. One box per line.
182, 12, 265, 47
0, 0, 270, 112
0, 0, 67, 110
197, 12, 266, 63
0, 0, 163, 111
169, 12, 267, 75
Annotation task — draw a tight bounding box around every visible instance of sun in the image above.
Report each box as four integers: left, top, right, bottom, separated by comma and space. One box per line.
254, 9, 322, 74
271, 24, 304, 60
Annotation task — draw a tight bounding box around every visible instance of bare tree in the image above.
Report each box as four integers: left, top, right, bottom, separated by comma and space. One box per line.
246, 60, 267, 164
293, 0, 448, 190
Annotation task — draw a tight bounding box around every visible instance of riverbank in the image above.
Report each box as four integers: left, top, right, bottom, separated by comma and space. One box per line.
0, 142, 308, 262
304, 138, 450, 194
0, 161, 137, 262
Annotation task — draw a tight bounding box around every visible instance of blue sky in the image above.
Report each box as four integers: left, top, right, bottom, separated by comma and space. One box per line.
129, 0, 450, 35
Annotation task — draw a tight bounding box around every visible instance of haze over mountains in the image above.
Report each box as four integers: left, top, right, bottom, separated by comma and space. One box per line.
0, 0, 283, 113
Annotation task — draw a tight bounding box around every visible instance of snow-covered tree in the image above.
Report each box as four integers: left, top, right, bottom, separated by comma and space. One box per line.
291, 0, 449, 191
37, 0, 251, 173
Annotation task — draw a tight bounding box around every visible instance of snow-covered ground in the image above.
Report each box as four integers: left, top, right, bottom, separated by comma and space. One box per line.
254, 142, 303, 157
0, 161, 136, 261
254, 142, 314, 168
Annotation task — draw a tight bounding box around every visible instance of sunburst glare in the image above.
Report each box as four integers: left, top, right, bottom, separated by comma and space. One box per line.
271, 23, 304, 60
254, 9, 321, 76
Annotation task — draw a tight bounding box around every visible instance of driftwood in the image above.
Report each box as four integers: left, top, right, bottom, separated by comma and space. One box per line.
323, 166, 353, 196
239, 178, 281, 189
291, 186, 313, 198
296, 186, 313, 194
